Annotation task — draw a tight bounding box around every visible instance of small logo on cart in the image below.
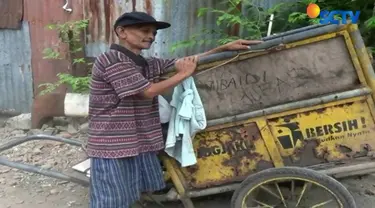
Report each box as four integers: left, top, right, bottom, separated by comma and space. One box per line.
276, 122, 304, 149
275, 117, 367, 149
306, 3, 360, 24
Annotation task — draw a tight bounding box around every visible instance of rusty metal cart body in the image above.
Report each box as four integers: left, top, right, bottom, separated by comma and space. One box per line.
1, 23, 374, 207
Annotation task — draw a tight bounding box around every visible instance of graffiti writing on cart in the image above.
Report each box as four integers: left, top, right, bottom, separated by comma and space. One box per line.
276, 117, 370, 149
197, 139, 253, 159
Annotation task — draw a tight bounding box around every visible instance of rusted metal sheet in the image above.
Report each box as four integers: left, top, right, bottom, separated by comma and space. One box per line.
84, 0, 227, 58
0, 0, 23, 29
268, 100, 375, 167
23, 0, 84, 95
195, 36, 360, 120
84, 0, 124, 57
0, 22, 33, 113
83, 0, 300, 58
180, 123, 273, 188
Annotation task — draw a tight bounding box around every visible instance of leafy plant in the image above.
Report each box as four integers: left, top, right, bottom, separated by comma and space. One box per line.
284, 0, 375, 53
171, 0, 375, 55
170, 0, 272, 53
169, 0, 305, 52
38, 73, 91, 95
38, 19, 92, 95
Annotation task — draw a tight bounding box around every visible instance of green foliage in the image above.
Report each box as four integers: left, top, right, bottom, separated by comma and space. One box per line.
286, 0, 375, 52
39, 19, 91, 95
170, 0, 271, 53
171, 0, 375, 55
38, 73, 91, 95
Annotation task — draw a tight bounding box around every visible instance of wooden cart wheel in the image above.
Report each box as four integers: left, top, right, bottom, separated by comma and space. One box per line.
231, 167, 356, 208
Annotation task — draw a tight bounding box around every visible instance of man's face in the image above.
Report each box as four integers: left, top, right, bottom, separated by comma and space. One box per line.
117, 24, 157, 50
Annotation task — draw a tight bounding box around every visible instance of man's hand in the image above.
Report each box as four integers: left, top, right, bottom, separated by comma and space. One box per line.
195, 39, 263, 58
141, 56, 198, 99
175, 56, 198, 77
221, 39, 263, 51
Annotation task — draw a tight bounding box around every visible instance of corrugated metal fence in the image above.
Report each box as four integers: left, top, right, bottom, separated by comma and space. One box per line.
0, 22, 33, 114
0, 0, 33, 114
145, 0, 228, 58
0, 0, 297, 114
84, 0, 297, 59
84, 0, 227, 58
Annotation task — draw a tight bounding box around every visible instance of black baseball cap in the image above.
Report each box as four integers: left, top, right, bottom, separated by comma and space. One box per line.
114, 11, 171, 30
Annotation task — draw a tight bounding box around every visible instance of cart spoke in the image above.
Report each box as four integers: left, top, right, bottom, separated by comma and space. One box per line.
260, 185, 281, 199
310, 199, 334, 208
251, 199, 274, 208
295, 182, 311, 207
238, 169, 347, 208
274, 182, 287, 207
291, 180, 295, 201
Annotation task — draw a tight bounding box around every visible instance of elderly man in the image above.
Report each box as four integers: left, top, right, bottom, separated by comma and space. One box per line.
88, 11, 261, 208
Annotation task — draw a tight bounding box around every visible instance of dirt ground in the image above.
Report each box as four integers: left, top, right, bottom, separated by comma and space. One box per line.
2, 119, 375, 208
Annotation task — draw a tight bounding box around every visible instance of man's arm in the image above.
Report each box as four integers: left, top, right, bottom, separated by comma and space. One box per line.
195, 39, 263, 59
156, 48, 221, 75
195, 45, 225, 59
103, 57, 198, 99
159, 39, 263, 75
142, 73, 186, 98
143, 56, 197, 98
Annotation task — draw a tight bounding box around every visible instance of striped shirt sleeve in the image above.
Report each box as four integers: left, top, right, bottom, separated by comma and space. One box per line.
103, 62, 151, 98
157, 58, 177, 75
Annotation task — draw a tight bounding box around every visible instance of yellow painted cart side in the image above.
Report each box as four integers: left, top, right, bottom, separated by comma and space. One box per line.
160, 23, 375, 208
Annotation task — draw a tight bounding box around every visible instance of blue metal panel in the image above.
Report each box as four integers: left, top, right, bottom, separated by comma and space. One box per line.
0, 22, 33, 114
144, 0, 227, 58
